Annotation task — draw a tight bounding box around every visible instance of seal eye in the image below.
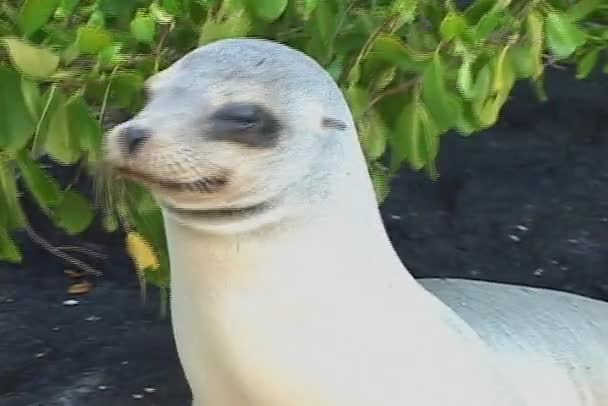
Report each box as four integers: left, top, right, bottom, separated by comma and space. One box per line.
213, 103, 262, 130
209, 102, 281, 148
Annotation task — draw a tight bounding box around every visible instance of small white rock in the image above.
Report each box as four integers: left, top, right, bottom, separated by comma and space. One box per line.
508, 234, 520, 242
143, 387, 156, 393
62, 299, 80, 306
515, 225, 528, 232
390, 214, 401, 220
533, 268, 544, 276
98, 385, 108, 391
121, 361, 129, 366
132, 394, 144, 400
85, 315, 101, 322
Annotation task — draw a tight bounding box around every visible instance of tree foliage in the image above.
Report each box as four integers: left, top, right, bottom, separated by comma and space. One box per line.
0, 0, 607, 294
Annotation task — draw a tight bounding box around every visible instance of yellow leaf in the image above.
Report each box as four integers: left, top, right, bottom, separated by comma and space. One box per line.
67, 280, 92, 294
126, 232, 160, 272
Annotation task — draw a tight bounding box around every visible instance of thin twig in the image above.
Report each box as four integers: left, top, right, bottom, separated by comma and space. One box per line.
326, 0, 358, 59
154, 21, 175, 73
24, 223, 103, 276
55, 245, 107, 259
364, 78, 419, 115
98, 65, 120, 127
31, 84, 57, 157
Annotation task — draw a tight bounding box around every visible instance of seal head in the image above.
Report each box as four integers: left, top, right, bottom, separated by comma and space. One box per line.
104, 38, 358, 234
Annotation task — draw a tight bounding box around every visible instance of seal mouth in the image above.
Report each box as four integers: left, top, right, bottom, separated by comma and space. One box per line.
112, 166, 275, 223
114, 166, 228, 193
162, 200, 272, 221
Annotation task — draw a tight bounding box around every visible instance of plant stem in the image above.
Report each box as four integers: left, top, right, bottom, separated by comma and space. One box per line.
24, 222, 103, 276
364, 77, 420, 114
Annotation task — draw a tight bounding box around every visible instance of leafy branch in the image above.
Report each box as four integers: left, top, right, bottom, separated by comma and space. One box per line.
0, 0, 606, 306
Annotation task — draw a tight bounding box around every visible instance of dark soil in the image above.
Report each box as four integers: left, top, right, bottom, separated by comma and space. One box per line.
1, 67, 607, 406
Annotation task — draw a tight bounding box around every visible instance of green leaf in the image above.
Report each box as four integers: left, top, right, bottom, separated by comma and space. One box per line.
390, 0, 419, 29
150, 1, 175, 23
471, 64, 492, 124
326, 54, 345, 82
440, 12, 467, 41
247, 0, 288, 21
372, 66, 397, 93
526, 10, 544, 79
98, 0, 135, 16
21, 77, 41, 119
76, 26, 113, 54
421, 52, 460, 131
162, 0, 185, 16
108, 72, 145, 109
31, 85, 62, 157
131, 10, 157, 44
43, 90, 82, 165
344, 85, 368, 120
359, 109, 388, 161
566, 0, 600, 22
545, 12, 587, 59
454, 102, 478, 136
392, 97, 439, 172
576, 48, 600, 79
417, 102, 439, 177
2, 37, 60, 79
66, 94, 103, 163
531, 75, 548, 102
392, 101, 419, 170
369, 35, 431, 73
18, 0, 60, 36
508, 45, 537, 78
295, 0, 319, 19
51, 190, 94, 235
87, 9, 106, 28
0, 66, 36, 153
492, 45, 513, 93
0, 228, 22, 263
473, 9, 502, 41
0, 161, 26, 230
55, 0, 81, 19
16, 152, 62, 210
199, 9, 252, 45
97, 43, 126, 67
470, 55, 513, 130
457, 55, 475, 99
368, 162, 390, 203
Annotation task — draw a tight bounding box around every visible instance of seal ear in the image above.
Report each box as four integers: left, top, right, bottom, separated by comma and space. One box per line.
321, 117, 347, 131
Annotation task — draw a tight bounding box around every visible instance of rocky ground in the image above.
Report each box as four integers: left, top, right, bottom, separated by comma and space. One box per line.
1, 67, 607, 405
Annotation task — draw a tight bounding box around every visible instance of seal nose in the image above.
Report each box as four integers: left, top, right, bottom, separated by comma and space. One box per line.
121, 125, 151, 155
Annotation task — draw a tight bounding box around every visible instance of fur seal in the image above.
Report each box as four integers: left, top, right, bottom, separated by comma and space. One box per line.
103, 38, 608, 405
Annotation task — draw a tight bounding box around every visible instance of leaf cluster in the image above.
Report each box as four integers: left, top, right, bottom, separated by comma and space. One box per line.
0, 0, 606, 294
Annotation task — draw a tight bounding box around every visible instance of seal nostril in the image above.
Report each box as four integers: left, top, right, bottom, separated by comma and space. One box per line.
122, 125, 152, 155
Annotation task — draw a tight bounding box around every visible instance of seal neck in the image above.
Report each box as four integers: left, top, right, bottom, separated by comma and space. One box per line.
162, 167, 419, 301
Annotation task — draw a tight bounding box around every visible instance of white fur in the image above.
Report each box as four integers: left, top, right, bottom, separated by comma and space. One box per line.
104, 38, 608, 405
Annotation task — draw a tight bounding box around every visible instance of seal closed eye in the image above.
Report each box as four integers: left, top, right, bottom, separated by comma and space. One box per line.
208, 102, 281, 148
103, 38, 608, 406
